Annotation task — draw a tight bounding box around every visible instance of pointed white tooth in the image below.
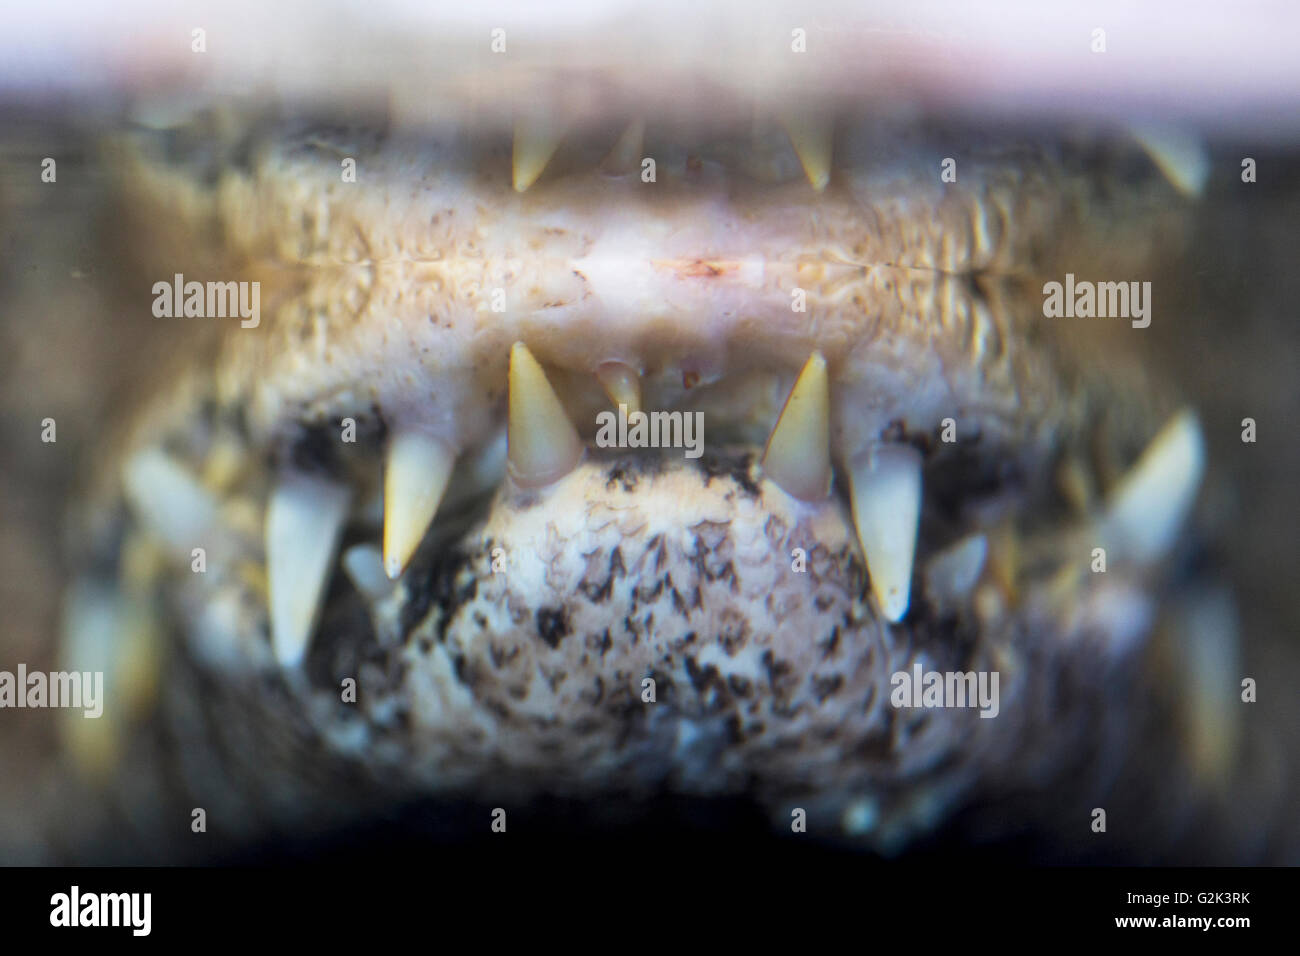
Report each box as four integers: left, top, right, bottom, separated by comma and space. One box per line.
924, 534, 988, 606
1103, 409, 1205, 565
58, 579, 163, 779
58, 580, 128, 778
761, 352, 831, 501
1130, 125, 1209, 197
265, 473, 350, 667
383, 428, 454, 579
122, 448, 218, 557
595, 360, 643, 416
600, 119, 645, 176
508, 342, 583, 488
513, 114, 566, 192
781, 112, 833, 191
1172, 589, 1241, 783
848, 444, 923, 623
343, 544, 396, 600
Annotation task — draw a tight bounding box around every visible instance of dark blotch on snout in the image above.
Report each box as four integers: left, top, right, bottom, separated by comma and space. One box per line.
535, 606, 571, 649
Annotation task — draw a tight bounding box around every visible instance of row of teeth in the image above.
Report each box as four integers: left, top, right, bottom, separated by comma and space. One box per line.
123, 343, 1206, 672
266, 343, 864, 668
514, 115, 1207, 195
513, 114, 833, 192
257, 343, 1205, 669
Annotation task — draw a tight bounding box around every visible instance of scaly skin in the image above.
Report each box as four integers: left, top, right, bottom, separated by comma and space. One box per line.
24, 106, 1251, 866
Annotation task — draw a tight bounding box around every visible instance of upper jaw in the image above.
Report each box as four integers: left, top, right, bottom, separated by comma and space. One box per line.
115, 109, 1189, 463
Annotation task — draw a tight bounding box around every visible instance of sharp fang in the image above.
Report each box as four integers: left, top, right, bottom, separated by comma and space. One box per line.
266, 473, 350, 667
595, 360, 642, 416
1130, 125, 1209, 197
383, 428, 455, 579
781, 113, 833, 191
512, 115, 565, 192
1103, 409, 1205, 565
600, 119, 645, 176
761, 352, 831, 501
848, 444, 923, 623
122, 448, 218, 557
508, 342, 583, 488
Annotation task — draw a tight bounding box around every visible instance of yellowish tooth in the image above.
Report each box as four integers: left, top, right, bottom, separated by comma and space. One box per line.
266, 473, 350, 667
595, 360, 643, 416
58, 580, 160, 780
383, 428, 455, 579
1103, 409, 1205, 565
512, 115, 565, 192
781, 112, 833, 191
600, 119, 645, 176
761, 352, 831, 501
508, 342, 583, 487
987, 523, 1021, 606
1171, 589, 1241, 786
1056, 456, 1095, 514
848, 444, 923, 623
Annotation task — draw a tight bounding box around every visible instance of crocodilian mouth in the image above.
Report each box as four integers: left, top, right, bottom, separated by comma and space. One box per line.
62, 102, 1214, 853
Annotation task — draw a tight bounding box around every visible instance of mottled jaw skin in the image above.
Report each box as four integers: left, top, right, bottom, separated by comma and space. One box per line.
55, 102, 1242, 861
